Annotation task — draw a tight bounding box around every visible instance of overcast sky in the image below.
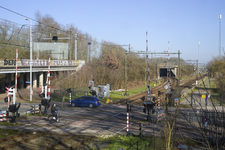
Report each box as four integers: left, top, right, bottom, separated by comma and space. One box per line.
1, 0, 225, 64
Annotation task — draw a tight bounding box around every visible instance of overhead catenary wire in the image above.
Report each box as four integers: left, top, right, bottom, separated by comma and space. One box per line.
0, 42, 27, 48
0, 17, 29, 27
0, 6, 128, 49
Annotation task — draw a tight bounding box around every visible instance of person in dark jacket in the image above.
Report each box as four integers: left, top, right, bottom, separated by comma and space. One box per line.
51, 103, 58, 121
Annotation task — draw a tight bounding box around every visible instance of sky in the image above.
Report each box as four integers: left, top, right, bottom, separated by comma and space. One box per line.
1, 0, 225, 64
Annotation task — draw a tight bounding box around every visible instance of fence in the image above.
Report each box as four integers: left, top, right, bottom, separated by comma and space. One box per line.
126, 126, 165, 150
53, 87, 89, 99
175, 109, 225, 128
122, 105, 166, 150
170, 108, 225, 148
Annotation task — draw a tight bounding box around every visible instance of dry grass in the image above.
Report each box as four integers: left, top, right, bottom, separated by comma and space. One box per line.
17, 88, 53, 100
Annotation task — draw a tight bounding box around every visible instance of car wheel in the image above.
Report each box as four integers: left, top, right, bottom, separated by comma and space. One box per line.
89, 103, 93, 108
71, 103, 76, 107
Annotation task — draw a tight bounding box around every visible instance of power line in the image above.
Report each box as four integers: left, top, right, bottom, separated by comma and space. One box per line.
0, 17, 28, 27
0, 6, 127, 49
0, 42, 27, 48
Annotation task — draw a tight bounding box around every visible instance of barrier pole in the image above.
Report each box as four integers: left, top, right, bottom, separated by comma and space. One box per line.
47, 54, 51, 98
14, 49, 18, 104
70, 93, 71, 105
127, 112, 129, 136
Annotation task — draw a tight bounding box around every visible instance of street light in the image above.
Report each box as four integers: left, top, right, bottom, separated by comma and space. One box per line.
88, 42, 91, 63
25, 18, 32, 102
198, 42, 200, 74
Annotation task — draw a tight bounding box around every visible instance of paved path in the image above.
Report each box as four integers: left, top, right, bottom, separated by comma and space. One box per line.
180, 78, 222, 110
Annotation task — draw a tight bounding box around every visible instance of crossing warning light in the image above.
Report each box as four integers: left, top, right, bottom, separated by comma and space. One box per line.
66, 88, 71, 93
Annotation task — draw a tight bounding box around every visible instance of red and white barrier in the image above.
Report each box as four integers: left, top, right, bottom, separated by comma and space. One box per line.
14, 49, 18, 104
158, 97, 160, 109
127, 112, 129, 133
40, 54, 51, 99
47, 54, 51, 98
0, 118, 7, 122
0, 114, 7, 117
0, 113, 7, 122
70, 93, 71, 105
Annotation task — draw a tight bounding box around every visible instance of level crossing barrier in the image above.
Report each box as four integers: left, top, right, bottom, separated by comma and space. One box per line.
0, 110, 7, 122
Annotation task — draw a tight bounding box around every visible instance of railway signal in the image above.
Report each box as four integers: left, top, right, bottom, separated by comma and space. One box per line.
3, 49, 21, 123
66, 88, 72, 105
40, 54, 51, 115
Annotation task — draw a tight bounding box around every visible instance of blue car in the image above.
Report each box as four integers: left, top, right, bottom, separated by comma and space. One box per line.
71, 96, 101, 108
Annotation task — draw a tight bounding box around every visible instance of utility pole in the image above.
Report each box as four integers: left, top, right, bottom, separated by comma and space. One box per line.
198, 42, 200, 76
125, 51, 128, 96
129, 44, 130, 52
25, 18, 33, 102
69, 28, 72, 60
178, 50, 181, 103
219, 14, 222, 57
75, 34, 77, 60
88, 42, 91, 63
156, 63, 157, 83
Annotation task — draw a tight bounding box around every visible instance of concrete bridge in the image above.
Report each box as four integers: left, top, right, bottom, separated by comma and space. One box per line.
0, 59, 85, 92
158, 63, 178, 78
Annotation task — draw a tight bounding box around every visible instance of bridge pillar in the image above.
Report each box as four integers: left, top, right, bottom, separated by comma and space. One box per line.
20, 73, 24, 88
174, 68, 177, 77
39, 72, 43, 88
25, 72, 30, 89
33, 72, 37, 88
6, 73, 11, 87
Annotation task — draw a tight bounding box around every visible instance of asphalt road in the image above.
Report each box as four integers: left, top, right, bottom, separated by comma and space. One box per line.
0, 101, 158, 136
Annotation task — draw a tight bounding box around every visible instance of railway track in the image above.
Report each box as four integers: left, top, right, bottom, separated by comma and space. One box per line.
114, 75, 206, 106
0, 75, 207, 150
114, 77, 177, 106
0, 110, 127, 149
0, 113, 84, 150
38, 110, 127, 150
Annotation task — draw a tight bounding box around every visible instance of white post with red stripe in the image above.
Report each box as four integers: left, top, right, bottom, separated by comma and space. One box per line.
127, 112, 129, 135
158, 97, 160, 110
44, 54, 51, 99
47, 54, 51, 99
5, 87, 10, 107
70, 93, 71, 105
14, 49, 18, 105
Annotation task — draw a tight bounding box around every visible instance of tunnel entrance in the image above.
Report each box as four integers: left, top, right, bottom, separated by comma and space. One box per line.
159, 68, 175, 77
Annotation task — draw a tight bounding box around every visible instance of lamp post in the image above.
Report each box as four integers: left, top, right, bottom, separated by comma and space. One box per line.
219, 14, 222, 57
88, 42, 91, 63
198, 42, 200, 80
25, 18, 32, 102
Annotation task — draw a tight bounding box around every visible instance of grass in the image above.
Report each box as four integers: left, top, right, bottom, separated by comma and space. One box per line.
177, 104, 192, 108
99, 135, 165, 150
176, 138, 201, 148
51, 82, 158, 103
0, 121, 21, 126
25, 113, 45, 117
101, 82, 157, 103
0, 128, 24, 139
52, 94, 85, 102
